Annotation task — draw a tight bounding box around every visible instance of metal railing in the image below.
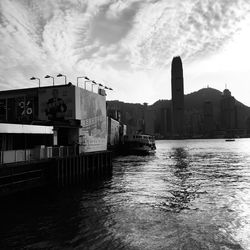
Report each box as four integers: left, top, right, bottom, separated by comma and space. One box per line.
0, 145, 78, 165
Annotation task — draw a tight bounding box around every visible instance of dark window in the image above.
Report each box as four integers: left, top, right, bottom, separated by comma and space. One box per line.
7, 98, 16, 122
0, 99, 6, 121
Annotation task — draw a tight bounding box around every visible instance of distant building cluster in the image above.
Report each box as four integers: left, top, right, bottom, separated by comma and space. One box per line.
107, 56, 250, 139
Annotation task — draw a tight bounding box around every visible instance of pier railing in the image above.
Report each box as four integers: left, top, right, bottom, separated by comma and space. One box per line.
0, 145, 79, 165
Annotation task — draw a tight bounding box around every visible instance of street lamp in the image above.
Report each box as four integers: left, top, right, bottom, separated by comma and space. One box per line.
76, 76, 83, 87
91, 80, 97, 92
84, 77, 93, 89
44, 75, 55, 86
105, 86, 113, 90
57, 73, 67, 85
30, 76, 40, 87
77, 76, 90, 88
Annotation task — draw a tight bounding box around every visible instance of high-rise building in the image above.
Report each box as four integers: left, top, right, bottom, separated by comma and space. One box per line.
171, 56, 184, 136
220, 88, 236, 133
203, 100, 215, 136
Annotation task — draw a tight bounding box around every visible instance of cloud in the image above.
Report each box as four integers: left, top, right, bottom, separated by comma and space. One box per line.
0, 0, 250, 104
122, 0, 250, 69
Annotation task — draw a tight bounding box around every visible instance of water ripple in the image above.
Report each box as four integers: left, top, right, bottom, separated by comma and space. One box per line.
1, 139, 250, 249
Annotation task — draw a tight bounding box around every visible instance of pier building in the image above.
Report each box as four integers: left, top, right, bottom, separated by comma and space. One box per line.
0, 83, 115, 196
0, 83, 107, 156
171, 56, 184, 137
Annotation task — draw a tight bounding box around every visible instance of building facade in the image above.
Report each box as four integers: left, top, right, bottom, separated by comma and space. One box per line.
0, 84, 107, 153
203, 101, 215, 136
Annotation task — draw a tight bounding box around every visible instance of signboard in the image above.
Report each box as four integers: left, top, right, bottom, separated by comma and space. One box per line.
78, 89, 107, 152
0, 95, 35, 123
38, 86, 75, 121
16, 95, 34, 122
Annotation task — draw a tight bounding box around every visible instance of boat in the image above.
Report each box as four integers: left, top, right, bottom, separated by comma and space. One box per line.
225, 139, 235, 142
122, 134, 156, 155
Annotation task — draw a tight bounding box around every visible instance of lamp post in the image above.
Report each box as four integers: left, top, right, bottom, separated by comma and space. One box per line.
77, 76, 90, 88
84, 77, 93, 89
76, 76, 83, 87
57, 73, 67, 85
30, 76, 40, 87
91, 80, 97, 92
44, 75, 55, 86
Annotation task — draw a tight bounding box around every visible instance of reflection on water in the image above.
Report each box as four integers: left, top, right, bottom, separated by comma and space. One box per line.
1, 139, 250, 249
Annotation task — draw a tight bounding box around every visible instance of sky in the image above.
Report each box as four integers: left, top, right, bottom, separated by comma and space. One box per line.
1, 0, 250, 106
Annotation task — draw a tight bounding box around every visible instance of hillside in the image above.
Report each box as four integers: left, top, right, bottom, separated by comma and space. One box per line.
184, 88, 222, 110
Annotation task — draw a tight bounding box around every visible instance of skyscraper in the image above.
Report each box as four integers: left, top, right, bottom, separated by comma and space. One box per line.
203, 100, 215, 136
220, 88, 236, 132
171, 56, 184, 137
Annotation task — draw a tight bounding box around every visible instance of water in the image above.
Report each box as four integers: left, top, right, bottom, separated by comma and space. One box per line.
1, 139, 250, 250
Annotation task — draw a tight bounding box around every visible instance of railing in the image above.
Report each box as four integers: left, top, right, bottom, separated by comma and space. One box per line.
0, 145, 78, 165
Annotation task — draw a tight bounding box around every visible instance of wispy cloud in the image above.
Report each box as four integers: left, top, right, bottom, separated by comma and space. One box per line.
0, 0, 250, 104
123, 0, 250, 69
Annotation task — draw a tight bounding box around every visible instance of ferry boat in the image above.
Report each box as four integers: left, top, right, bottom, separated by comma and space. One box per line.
225, 139, 235, 142
122, 134, 156, 155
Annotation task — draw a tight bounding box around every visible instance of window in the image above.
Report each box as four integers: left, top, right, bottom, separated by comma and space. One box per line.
7, 98, 16, 122
0, 99, 6, 121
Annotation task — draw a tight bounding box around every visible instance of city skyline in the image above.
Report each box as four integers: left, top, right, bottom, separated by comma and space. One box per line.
1, 0, 250, 105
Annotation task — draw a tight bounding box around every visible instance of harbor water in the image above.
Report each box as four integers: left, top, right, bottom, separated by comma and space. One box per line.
1, 139, 250, 249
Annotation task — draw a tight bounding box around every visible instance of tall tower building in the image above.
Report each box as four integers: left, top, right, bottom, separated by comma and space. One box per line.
171, 56, 184, 137
220, 88, 236, 133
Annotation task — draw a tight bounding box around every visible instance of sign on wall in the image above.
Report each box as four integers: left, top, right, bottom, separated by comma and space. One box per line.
78, 89, 107, 152
16, 96, 34, 122
0, 95, 35, 123
38, 86, 75, 121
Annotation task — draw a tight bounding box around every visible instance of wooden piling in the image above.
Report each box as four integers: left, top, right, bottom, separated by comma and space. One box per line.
0, 151, 112, 196
53, 151, 112, 187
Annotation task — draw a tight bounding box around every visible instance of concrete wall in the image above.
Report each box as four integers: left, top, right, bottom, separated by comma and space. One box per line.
107, 117, 120, 146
